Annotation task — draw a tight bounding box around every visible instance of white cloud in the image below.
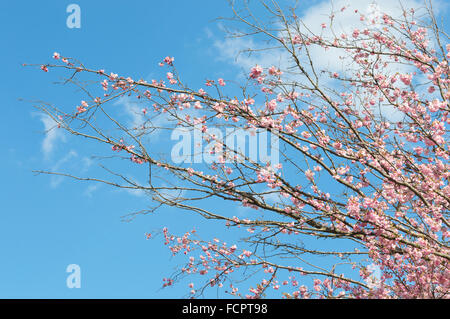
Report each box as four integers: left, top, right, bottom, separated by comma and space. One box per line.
204, 27, 214, 39
263, 191, 280, 204
126, 187, 146, 197
83, 183, 101, 198
237, 205, 252, 217
214, 36, 291, 73
212, 0, 445, 122
295, 0, 425, 73
156, 184, 186, 201
50, 150, 78, 188
81, 156, 94, 173
39, 114, 66, 159
115, 95, 146, 129
114, 95, 175, 139
214, 0, 430, 74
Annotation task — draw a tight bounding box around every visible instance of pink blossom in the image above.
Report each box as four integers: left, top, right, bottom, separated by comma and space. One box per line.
266, 99, 277, 112
249, 65, 263, 79
268, 66, 282, 76
399, 73, 412, 85
163, 56, 174, 65
77, 106, 86, 114
305, 169, 315, 181
109, 73, 118, 81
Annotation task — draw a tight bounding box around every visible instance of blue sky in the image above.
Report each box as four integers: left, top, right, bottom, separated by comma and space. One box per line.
1, 0, 447, 298
0, 0, 238, 299
1, 0, 292, 299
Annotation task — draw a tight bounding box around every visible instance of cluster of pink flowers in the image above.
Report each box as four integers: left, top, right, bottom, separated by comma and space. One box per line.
41, 2, 450, 298
249, 65, 263, 79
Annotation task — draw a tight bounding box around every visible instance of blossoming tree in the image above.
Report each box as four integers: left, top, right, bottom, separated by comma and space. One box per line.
33, 1, 449, 298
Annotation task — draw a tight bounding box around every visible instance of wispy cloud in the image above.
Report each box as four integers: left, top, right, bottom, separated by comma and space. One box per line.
211, 0, 444, 121
214, 36, 291, 76
294, 0, 426, 73
83, 183, 101, 198
114, 95, 172, 139
50, 150, 78, 188
213, 0, 428, 73
81, 156, 95, 173
114, 95, 146, 130
39, 114, 66, 159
